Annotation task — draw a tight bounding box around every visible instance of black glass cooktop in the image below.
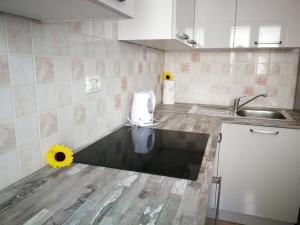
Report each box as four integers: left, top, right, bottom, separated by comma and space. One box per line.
74, 126, 209, 181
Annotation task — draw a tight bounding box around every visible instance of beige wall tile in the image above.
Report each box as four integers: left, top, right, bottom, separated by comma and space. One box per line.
19, 142, 41, 177
114, 94, 121, 111
280, 63, 298, 75
96, 59, 105, 76
0, 14, 7, 53
71, 58, 84, 81
74, 121, 97, 148
180, 63, 190, 73
244, 64, 256, 75
5, 15, 32, 54
93, 20, 105, 38
200, 63, 210, 73
56, 82, 72, 107
50, 23, 69, 56
97, 98, 106, 117
54, 56, 71, 82
0, 151, 20, 190
268, 64, 280, 75
257, 51, 270, 63
74, 104, 86, 125
13, 86, 36, 118
191, 52, 201, 63
31, 21, 52, 55
0, 55, 10, 87
39, 111, 58, 138
84, 58, 97, 76
86, 100, 98, 121
69, 21, 81, 33
57, 106, 73, 132
9, 55, 35, 86
72, 80, 86, 104
37, 84, 57, 111
15, 115, 39, 146
256, 63, 269, 75
0, 121, 16, 154
246, 51, 257, 64
35, 56, 54, 84
40, 134, 58, 165
0, 88, 13, 122
58, 130, 74, 149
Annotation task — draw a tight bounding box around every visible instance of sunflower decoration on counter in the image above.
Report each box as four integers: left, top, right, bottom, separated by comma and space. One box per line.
162, 71, 174, 81
46, 145, 74, 168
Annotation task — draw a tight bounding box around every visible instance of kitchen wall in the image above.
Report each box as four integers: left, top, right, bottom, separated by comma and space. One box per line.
165, 50, 299, 108
0, 13, 164, 190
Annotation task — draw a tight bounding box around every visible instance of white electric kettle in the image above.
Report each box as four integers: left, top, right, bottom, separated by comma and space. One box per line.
130, 90, 158, 127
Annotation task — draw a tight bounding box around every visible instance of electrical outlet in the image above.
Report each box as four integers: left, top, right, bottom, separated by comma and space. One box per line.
85, 76, 101, 93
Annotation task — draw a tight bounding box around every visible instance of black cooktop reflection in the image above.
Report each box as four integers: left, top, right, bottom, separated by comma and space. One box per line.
74, 126, 209, 181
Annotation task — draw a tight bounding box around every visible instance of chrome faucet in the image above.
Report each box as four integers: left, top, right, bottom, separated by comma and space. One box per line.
233, 94, 268, 114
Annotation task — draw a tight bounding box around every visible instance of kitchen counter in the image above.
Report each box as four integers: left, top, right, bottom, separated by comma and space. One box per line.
156, 103, 300, 129
0, 103, 299, 225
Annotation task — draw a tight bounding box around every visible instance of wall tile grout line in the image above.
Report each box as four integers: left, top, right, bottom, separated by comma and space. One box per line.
2, 13, 22, 180
69, 27, 76, 152
30, 18, 44, 168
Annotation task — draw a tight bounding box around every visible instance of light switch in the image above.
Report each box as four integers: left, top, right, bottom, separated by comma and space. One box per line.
85, 76, 101, 93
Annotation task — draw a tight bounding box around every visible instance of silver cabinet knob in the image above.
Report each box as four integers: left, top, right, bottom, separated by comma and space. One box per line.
186, 39, 197, 45
176, 33, 190, 40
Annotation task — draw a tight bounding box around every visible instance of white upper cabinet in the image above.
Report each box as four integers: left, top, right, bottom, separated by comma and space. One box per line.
0, 0, 135, 22
193, 0, 300, 49
194, 0, 236, 48
234, 0, 300, 48
118, 0, 195, 50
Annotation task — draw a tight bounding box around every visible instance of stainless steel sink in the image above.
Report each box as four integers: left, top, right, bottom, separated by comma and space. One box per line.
236, 109, 286, 120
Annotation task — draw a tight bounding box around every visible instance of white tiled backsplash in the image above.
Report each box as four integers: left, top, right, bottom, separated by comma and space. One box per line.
165, 50, 299, 108
0, 13, 164, 190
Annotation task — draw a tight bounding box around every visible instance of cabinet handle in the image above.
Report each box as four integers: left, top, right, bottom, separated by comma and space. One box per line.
212, 176, 222, 223
250, 128, 279, 135
176, 33, 189, 40
254, 41, 282, 45
218, 133, 222, 143
186, 39, 197, 45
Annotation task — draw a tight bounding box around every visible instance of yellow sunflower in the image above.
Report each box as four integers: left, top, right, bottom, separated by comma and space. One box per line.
162, 72, 173, 81
46, 145, 74, 168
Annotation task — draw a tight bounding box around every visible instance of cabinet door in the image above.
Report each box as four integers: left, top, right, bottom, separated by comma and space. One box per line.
193, 0, 236, 48
118, 0, 173, 41
174, 0, 195, 43
235, 0, 300, 48
219, 123, 300, 223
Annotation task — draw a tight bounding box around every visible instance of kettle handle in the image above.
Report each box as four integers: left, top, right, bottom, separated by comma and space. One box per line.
149, 91, 156, 110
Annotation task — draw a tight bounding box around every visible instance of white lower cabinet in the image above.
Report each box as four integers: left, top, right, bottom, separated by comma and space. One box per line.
211, 123, 300, 224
